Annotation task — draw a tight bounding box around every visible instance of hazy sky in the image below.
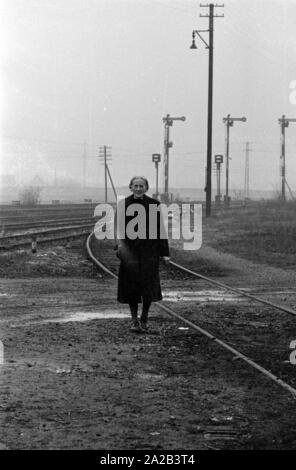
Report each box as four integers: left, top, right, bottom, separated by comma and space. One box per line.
1, 0, 296, 193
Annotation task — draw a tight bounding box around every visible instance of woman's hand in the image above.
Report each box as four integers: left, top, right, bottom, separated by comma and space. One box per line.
114, 245, 121, 260
162, 256, 171, 265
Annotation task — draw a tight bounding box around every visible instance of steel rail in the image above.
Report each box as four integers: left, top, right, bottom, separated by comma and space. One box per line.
86, 232, 116, 278
0, 223, 94, 242
170, 260, 296, 318
0, 229, 91, 250
2, 217, 95, 231
86, 232, 296, 398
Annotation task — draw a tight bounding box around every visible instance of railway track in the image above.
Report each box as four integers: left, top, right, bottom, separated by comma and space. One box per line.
0, 199, 254, 241
1, 216, 95, 233
0, 212, 95, 224
0, 223, 95, 250
0, 203, 98, 225
86, 233, 296, 398
0, 199, 252, 222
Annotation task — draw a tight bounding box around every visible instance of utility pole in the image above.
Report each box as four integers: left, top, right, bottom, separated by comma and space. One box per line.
222, 114, 247, 205
162, 114, 185, 203
244, 141, 252, 199
190, 3, 224, 217
278, 115, 296, 201
99, 146, 112, 203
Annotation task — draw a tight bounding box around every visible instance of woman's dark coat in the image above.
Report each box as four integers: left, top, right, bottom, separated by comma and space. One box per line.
115, 194, 169, 304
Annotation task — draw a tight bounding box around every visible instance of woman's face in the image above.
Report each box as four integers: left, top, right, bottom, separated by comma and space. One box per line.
130, 178, 147, 198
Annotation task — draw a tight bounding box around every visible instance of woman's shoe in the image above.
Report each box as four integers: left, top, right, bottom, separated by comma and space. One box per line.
140, 321, 148, 332
130, 320, 144, 333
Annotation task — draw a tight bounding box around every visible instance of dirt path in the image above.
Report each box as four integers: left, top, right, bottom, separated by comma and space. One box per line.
1, 243, 296, 449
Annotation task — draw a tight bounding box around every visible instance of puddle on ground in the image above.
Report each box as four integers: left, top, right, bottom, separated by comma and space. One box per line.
163, 288, 296, 302
9, 309, 130, 327
163, 290, 246, 303
4, 358, 94, 374
5, 288, 296, 328
41, 310, 130, 324
135, 372, 165, 381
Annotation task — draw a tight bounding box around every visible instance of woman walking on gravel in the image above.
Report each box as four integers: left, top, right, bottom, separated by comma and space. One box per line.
115, 176, 170, 333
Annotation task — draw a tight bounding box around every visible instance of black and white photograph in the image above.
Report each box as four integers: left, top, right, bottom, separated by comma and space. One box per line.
1, 0, 296, 455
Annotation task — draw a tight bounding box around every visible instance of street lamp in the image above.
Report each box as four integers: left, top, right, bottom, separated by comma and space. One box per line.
222, 114, 247, 205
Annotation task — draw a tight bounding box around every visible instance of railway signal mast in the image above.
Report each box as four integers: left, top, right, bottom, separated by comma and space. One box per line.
214, 154, 223, 203
222, 114, 247, 205
162, 114, 185, 203
278, 115, 296, 201
190, 3, 224, 217
152, 153, 161, 200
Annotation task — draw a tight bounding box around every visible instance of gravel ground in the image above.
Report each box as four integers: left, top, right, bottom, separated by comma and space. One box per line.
1, 234, 296, 450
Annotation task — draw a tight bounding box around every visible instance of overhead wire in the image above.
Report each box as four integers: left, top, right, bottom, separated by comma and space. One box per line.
143, 0, 197, 16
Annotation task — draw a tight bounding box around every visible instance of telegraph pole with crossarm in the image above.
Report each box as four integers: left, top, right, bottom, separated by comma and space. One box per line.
190, 3, 224, 217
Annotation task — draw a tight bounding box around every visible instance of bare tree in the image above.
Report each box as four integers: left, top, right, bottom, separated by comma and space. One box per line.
19, 186, 42, 206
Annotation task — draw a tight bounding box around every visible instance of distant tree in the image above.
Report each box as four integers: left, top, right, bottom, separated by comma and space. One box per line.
231, 189, 245, 201
19, 186, 42, 206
